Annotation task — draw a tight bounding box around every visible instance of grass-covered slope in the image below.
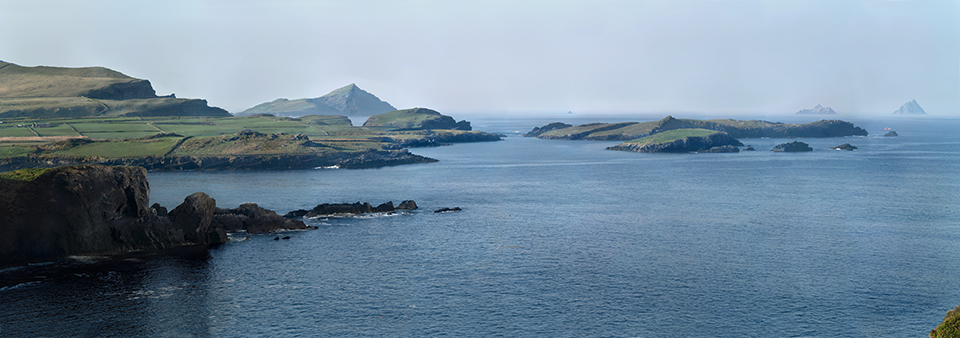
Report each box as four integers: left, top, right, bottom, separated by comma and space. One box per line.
0, 62, 229, 118
606, 128, 744, 153
238, 84, 396, 117
530, 115, 868, 140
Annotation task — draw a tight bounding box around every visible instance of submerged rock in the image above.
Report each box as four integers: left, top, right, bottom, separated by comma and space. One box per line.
829, 143, 858, 151
772, 141, 813, 152
434, 207, 462, 213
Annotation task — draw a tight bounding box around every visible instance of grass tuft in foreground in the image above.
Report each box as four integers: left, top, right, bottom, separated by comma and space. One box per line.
0, 167, 51, 181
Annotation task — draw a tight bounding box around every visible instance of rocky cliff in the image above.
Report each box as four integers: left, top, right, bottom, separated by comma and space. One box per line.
0, 165, 312, 267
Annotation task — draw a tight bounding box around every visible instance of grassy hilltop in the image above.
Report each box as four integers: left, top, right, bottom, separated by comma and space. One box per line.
0, 62, 229, 118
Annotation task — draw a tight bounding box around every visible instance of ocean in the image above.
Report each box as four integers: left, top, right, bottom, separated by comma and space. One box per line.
2, 115, 959, 337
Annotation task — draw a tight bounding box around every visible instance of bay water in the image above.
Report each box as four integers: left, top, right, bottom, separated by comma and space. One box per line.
2, 115, 959, 337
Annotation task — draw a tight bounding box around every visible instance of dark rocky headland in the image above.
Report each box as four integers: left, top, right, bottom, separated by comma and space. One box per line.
0, 165, 313, 267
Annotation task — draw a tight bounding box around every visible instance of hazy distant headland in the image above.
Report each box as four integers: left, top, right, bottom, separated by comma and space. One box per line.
237, 83, 396, 117
893, 99, 927, 115
796, 104, 837, 115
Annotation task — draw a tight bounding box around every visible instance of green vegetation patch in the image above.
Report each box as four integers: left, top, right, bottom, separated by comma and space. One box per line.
623, 128, 719, 145
32, 124, 80, 137
51, 137, 182, 158
0, 167, 51, 181
0, 146, 35, 158
931, 304, 960, 338
0, 124, 39, 137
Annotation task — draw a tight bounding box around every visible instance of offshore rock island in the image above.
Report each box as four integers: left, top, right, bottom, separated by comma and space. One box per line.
529, 115, 867, 154
527, 116, 868, 141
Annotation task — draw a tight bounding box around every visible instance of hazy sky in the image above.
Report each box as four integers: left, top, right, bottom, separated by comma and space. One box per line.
1, 0, 958, 115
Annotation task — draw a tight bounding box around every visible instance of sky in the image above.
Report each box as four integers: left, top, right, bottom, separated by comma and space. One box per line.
1, 0, 958, 116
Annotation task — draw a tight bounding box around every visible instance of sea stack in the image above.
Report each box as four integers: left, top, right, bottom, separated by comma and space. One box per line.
893, 100, 927, 115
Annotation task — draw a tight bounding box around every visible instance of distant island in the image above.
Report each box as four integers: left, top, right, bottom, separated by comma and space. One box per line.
893, 99, 927, 115
527, 116, 867, 154
526, 116, 868, 141
0, 61, 228, 118
238, 83, 396, 117
796, 104, 837, 115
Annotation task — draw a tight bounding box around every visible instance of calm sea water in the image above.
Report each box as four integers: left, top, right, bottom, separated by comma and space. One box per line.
2, 115, 960, 337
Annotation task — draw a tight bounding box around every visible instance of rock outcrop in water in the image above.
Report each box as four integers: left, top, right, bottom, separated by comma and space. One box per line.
284, 200, 418, 218
0, 165, 312, 267
884, 131, 899, 137
829, 143, 857, 151
772, 141, 813, 152
523, 122, 574, 137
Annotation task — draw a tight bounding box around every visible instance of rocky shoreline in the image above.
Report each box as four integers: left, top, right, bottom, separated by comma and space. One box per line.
0, 165, 314, 267
0, 149, 437, 172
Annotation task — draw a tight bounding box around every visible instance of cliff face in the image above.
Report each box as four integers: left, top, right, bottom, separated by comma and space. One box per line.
0, 165, 311, 267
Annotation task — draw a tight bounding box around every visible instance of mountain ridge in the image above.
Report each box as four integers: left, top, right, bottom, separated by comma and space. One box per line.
238, 84, 396, 117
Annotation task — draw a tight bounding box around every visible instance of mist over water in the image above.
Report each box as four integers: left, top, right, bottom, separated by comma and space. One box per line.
2, 116, 959, 337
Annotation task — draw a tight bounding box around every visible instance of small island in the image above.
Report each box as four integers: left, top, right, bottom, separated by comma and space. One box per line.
893, 99, 927, 115
526, 115, 868, 141
606, 129, 743, 153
